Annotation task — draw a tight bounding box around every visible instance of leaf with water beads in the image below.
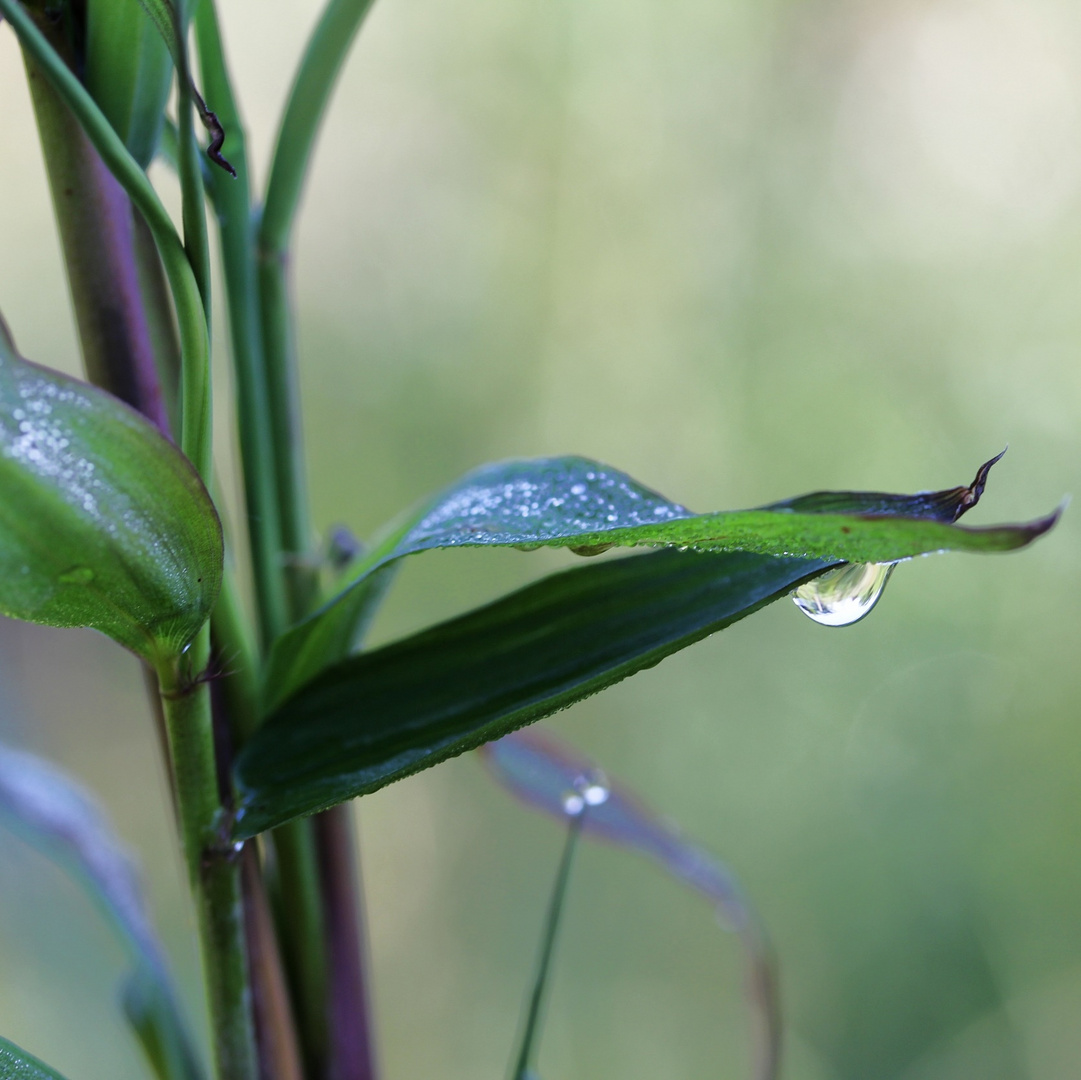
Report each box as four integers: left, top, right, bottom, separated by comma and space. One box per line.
0, 333, 222, 663
482, 727, 779, 1080
0, 1039, 72, 1080
264, 452, 1057, 710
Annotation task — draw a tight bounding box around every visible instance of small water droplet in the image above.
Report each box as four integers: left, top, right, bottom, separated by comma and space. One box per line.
561, 792, 585, 816
793, 562, 894, 627
575, 768, 610, 807
58, 566, 94, 586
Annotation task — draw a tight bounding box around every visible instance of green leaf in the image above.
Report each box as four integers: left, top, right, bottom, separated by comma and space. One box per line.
0, 742, 205, 1080
122, 969, 205, 1080
0, 339, 222, 662
236, 549, 834, 836
264, 453, 1057, 711
0, 1038, 72, 1080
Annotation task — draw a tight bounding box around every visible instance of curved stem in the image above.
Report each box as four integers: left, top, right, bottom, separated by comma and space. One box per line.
174, 0, 213, 328
258, 0, 378, 618
1, 0, 212, 479
260, 0, 379, 256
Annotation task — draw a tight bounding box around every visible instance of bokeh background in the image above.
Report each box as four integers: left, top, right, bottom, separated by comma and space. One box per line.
2, 0, 1081, 1076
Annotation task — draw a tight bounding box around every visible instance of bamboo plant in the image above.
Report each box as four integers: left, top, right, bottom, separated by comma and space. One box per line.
0, 2, 1061, 1079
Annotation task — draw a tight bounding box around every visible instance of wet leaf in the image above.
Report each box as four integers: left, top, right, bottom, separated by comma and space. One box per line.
0, 338, 222, 662
264, 453, 1056, 711
0, 1039, 71, 1080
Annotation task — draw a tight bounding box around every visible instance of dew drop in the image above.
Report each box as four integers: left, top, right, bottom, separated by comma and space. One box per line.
58, 566, 94, 586
570, 768, 610, 812
793, 562, 894, 627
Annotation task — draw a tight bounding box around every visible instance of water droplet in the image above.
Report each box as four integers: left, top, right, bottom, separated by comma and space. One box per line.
561, 791, 586, 816
568, 543, 613, 557
58, 566, 94, 586
793, 562, 894, 627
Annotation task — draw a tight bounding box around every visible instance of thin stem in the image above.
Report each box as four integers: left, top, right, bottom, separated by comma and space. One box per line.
241, 846, 305, 1080
1, 0, 212, 479
156, 629, 258, 1080
194, 1, 289, 648
258, 0, 378, 617
271, 819, 329, 1073
210, 564, 262, 745
510, 812, 585, 1080
260, 0, 379, 253
131, 207, 183, 435
174, 0, 213, 327
316, 806, 378, 1080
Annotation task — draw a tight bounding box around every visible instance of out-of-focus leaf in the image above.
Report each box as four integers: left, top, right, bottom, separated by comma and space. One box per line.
235, 549, 833, 837
0, 1039, 71, 1080
483, 727, 779, 1080
263, 453, 1057, 711
481, 728, 752, 928
122, 969, 205, 1080
0, 339, 222, 662
85, 0, 173, 168
0, 743, 204, 1080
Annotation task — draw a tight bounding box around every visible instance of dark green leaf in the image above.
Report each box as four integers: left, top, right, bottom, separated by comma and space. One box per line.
0, 340, 222, 662
0, 1039, 71, 1080
236, 549, 833, 836
264, 453, 1057, 711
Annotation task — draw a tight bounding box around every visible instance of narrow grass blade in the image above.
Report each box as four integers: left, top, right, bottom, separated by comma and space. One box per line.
510, 812, 585, 1080
483, 727, 779, 1080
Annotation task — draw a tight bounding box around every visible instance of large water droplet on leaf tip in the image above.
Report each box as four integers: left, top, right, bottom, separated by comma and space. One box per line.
793, 562, 894, 627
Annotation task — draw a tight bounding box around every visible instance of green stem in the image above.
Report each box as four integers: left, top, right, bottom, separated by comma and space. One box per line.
258, 0, 378, 617
174, 0, 213, 327
156, 628, 258, 1080
210, 564, 262, 746
194, 1, 289, 647
131, 207, 183, 435
511, 812, 584, 1080
1, 0, 212, 479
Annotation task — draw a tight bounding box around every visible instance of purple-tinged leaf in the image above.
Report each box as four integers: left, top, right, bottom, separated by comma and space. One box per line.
482, 727, 780, 1080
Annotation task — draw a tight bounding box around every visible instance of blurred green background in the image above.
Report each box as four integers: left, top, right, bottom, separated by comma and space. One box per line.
2, 0, 1080, 1077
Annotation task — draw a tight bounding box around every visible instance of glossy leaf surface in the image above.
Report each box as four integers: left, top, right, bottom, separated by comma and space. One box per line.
264, 453, 1056, 710
0, 1039, 71, 1080
236, 549, 833, 836
0, 341, 222, 661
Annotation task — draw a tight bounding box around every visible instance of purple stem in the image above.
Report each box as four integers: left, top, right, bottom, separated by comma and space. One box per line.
316, 805, 379, 1080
